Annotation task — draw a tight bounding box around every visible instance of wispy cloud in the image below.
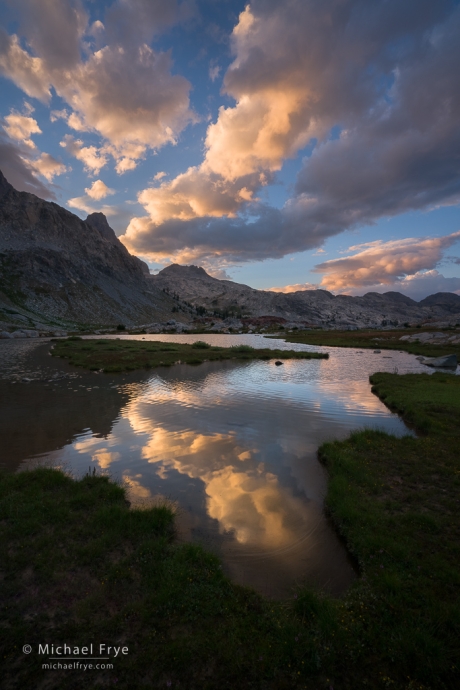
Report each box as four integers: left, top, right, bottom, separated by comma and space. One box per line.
268, 282, 319, 294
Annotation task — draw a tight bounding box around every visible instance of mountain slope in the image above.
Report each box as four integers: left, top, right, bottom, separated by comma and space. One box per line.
152, 264, 460, 328
0, 171, 176, 326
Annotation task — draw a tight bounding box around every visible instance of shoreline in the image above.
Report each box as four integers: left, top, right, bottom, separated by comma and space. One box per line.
1, 368, 459, 688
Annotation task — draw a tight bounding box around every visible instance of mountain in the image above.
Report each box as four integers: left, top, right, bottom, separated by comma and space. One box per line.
418, 292, 460, 312
151, 264, 460, 329
0, 170, 177, 327
2, 169, 459, 332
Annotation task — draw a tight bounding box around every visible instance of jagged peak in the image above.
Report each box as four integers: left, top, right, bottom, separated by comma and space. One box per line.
160, 263, 210, 277
0, 169, 14, 198
85, 212, 117, 243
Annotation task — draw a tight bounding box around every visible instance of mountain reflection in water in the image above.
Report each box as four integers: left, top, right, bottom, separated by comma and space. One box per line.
2, 335, 436, 598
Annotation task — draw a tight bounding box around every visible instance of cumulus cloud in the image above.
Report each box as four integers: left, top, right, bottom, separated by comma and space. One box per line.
123, 0, 460, 266
0, 31, 52, 101
3, 110, 41, 148
60, 135, 108, 174
2, 0, 460, 273
121, 200, 332, 265
3, 0, 87, 70
85, 179, 115, 200
60, 44, 192, 157
0, 0, 194, 173
313, 232, 460, 291
67, 195, 118, 217
32, 152, 69, 181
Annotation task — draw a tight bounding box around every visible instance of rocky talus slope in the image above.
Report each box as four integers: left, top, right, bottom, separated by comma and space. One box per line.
0, 171, 177, 328
151, 264, 460, 329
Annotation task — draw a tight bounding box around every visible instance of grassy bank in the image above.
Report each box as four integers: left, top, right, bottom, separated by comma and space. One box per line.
277, 327, 460, 359
51, 337, 327, 372
1, 373, 459, 689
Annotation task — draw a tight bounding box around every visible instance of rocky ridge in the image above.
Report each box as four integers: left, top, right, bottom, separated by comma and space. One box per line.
151, 264, 460, 330
0, 170, 178, 329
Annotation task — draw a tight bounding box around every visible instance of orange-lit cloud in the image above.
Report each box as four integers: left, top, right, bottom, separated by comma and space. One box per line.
32, 152, 69, 181
3, 110, 41, 148
268, 282, 318, 294
120, 1, 460, 269
123, 405, 313, 549
314, 232, 460, 291
0, 0, 194, 175
85, 179, 115, 200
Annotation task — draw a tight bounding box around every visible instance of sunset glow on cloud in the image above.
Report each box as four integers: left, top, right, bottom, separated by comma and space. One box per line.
1, 0, 459, 297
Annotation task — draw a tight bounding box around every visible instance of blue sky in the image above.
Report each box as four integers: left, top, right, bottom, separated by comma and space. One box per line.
1, 0, 460, 299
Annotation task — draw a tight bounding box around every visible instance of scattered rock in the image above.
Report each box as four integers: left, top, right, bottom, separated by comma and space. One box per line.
374, 350, 381, 353
420, 354, 457, 368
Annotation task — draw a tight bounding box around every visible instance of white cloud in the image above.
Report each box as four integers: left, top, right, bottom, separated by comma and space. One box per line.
50, 108, 68, 123
2, 0, 460, 278
123, 0, 460, 268
0, 1, 194, 173
67, 195, 118, 217
60, 134, 108, 175
1, 105, 68, 183
3, 110, 42, 148
0, 31, 51, 101
32, 152, 69, 181
85, 179, 115, 200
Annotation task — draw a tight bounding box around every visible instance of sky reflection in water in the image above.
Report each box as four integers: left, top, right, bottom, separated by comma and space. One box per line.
27, 335, 430, 598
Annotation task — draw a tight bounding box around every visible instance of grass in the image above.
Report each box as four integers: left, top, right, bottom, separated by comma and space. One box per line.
51, 337, 328, 372
277, 327, 460, 359
1, 373, 459, 688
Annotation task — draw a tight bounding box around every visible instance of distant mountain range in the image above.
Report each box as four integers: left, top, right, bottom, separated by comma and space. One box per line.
1, 169, 459, 333
152, 264, 460, 329
0, 170, 176, 329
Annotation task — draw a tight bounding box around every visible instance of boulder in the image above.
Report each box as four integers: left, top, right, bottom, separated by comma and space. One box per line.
421, 354, 457, 368
0, 331, 13, 338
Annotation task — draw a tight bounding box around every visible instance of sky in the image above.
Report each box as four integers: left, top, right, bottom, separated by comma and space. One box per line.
1, 0, 460, 300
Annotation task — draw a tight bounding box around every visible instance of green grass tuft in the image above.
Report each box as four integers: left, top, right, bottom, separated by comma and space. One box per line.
52, 338, 328, 373
2, 370, 459, 688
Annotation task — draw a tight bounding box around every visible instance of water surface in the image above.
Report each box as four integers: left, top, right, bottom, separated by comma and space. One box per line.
1, 335, 451, 598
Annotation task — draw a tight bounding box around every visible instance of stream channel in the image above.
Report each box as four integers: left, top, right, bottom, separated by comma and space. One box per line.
2, 333, 455, 599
